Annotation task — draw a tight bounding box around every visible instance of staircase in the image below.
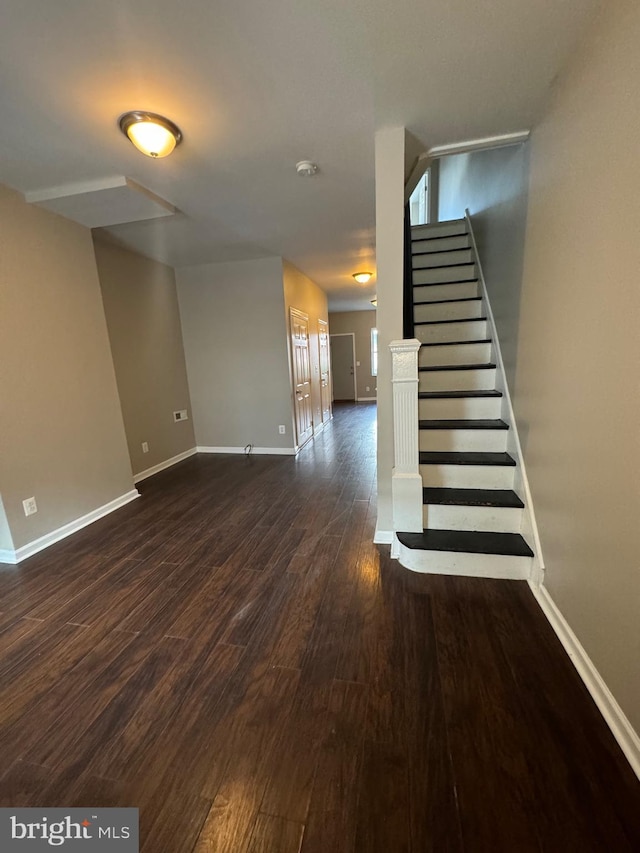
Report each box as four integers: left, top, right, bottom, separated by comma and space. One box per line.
395, 218, 534, 579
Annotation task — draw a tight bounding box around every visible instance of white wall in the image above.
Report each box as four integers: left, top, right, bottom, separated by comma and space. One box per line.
437, 0, 640, 736
374, 127, 410, 538
439, 144, 530, 392
177, 257, 296, 451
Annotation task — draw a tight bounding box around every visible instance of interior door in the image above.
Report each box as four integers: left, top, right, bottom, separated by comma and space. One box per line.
290, 308, 313, 448
318, 319, 332, 423
330, 334, 355, 401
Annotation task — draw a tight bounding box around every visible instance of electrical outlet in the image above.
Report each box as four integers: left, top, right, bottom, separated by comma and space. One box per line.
278, 425, 286, 434
173, 410, 189, 422
142, 442, 149, 453
22, 497, 37, 516
366, 386, 370, 392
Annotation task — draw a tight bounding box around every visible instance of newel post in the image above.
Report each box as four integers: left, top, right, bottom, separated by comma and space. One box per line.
390, 339, 423, 533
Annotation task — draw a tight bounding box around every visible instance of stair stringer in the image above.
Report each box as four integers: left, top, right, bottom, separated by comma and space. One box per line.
464, 209, 545, 587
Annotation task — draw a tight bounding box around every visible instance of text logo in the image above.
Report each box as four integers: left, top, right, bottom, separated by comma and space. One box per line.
0, 809, 138, 851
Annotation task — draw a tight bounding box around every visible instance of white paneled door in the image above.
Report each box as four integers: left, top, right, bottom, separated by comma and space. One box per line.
318, 319, 332, 425
290, 308, 313, 448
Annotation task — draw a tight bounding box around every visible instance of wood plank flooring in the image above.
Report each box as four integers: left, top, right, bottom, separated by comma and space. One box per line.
1, 402, 639, 851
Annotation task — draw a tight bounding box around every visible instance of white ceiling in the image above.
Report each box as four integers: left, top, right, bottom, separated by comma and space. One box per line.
0, 0, 598, 310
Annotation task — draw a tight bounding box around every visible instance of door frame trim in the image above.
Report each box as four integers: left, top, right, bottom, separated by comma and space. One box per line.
317, 318, 332, 425
329, 332, 357, 401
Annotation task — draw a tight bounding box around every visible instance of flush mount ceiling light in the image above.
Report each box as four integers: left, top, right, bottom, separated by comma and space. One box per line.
352, 271, 372, 284
296, 160, 319, 176
118, 111, 183, 158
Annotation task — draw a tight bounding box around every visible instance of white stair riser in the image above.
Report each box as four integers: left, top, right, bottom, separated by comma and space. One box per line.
420, 463, 515, 489
414, 300, 483, 323
418, 396, 501, 420
414, 281, 478, 301
397, 541, 531, 580
412, 220, 466, 240
413, 249, 473, 269
415, 320, 487, 344
419, 429, 507, 452
422, 504, 523, 533
419, 342, 491, 367
412, 234, 470, 253
419, 368, 497, 392
414, 265, 477, 285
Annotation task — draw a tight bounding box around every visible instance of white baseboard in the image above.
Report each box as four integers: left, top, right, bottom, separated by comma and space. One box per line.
391, 534, 400, 559
0, 489, 141, 565
530, 581, 640, 780
357, 396, 377, 402
374, 527, 393, 545
197, 445, 297, 456
313, 419, 328, 436
134, 447, 197, 483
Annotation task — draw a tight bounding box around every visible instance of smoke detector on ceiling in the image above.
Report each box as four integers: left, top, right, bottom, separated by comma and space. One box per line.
296, 160, 319, 176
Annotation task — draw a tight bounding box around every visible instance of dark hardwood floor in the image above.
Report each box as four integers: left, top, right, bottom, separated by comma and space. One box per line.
1, 401, 639, 851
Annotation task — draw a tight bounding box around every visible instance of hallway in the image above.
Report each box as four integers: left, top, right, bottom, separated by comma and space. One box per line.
0, 402, 638, 851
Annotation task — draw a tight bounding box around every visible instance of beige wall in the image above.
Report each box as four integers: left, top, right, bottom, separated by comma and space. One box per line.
514, 0, 640, 731
282, 261, 329, 432
435, 0, 640, 732
439, 144, 531, 392
328, 310, 377, 400
177, 257, 296, 450
94, 239, 195, 476
0, 185, 134, 551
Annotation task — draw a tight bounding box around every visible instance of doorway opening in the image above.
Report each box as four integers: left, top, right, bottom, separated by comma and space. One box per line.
330, 333, 356, 402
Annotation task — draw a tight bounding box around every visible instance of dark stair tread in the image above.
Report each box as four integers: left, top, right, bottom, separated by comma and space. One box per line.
411, 261, 476, 271
419, 451, 516, 467
411, 223, 467, 233
414, 296, 482, 306
420, 339, 491, 347
397, 529, 534, 558
411, 219, 467, 235
419, 362, 496, 372
413, 278, 479, 287
419, 419, 509, 430
422, 487, 524, 508
410, 246, 471, 256
414, 317, 487, 326
418, 390, 501, 399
